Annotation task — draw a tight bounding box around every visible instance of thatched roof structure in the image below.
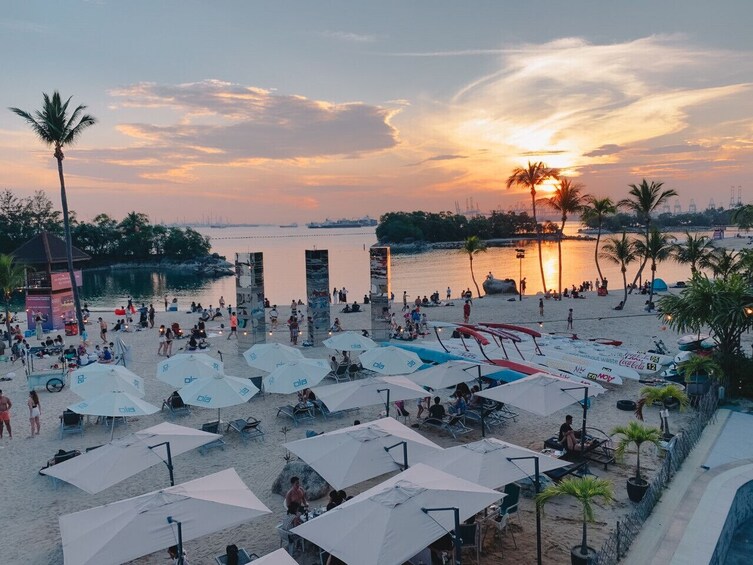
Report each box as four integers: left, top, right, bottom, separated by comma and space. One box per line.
11, 232, 90, 266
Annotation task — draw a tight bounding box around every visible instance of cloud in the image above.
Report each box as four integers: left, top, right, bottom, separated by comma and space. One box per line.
321, 30, 377, 43
583, 144, 625, 157
641, 143, 710, 154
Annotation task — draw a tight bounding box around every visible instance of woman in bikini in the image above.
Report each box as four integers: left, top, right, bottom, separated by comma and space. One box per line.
28, 390, 41, 437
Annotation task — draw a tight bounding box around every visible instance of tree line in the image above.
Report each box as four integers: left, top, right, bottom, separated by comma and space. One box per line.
0, 189, 211, 261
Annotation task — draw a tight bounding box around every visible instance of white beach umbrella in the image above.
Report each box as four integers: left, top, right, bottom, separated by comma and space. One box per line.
263, 358, 331, 394
416, 437, 570, 489
312, 375, 429, 414
178, 373, 259, 422
323, 331, 378, 351
284, 417, 442, 489
155, 353, 223, 388
358, 346, 423, 375
243, 342, 304, 372
475, 372, 604, 417
68, 391, 160, 439
70, 364, 145, 399
292, 463, 500, 565
252, 549, 298, 565
406, 360, 479, 390
59, 468, 271, 565
40, 422, 220, 494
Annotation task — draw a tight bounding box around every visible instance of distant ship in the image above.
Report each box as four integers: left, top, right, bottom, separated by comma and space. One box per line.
279, 222, 298, 228
307, 216, 378, 229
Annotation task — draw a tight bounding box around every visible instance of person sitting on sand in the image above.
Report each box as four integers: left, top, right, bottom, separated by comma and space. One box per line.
428, 396, 446, 420
330, 318, 342, 333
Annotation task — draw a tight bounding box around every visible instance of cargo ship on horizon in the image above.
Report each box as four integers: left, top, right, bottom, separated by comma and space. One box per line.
306, 216, 378, 229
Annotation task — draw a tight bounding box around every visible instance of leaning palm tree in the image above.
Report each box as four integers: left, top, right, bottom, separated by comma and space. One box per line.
618, 179, 678, 292
0, 254, 27, 348
599, 232, 638, 307
633, 228, 673, 308
536, 476, 614, 562
672, 231, 713, 276
542, 178, 587, 299
507, 161, 560, 294
581, 196, 616, 282
461, 235, 487, 298
702, 247, 741, 281
635, 385, 689, 437
10, 92, 97, 337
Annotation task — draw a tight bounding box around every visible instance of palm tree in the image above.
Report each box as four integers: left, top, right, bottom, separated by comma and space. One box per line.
507, 161, 560, 294
599, 232, 638, 307
461, 235, 487, 298
10, 92, 97, 336
672, 231, 713, 276
581, 196, 616, 282
536, 476, 614, 561
542, 178, 588, 298
731, 204, 753, 231
0, 254, 26, 348
618, 180, 678, 292
633, 228, 673, 308
612, 421, 662, 501
702, 248, 741, 281
635, 385, 689, 437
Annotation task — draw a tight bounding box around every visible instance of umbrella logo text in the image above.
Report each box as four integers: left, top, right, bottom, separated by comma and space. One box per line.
372, 362, 385, 369
197, 395, 212, 403
293, 379, 307, 388
77, 375, 86, 384
119, 407, 136, 414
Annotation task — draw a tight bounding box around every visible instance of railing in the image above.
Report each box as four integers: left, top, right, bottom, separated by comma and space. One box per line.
593, 387, 720, 564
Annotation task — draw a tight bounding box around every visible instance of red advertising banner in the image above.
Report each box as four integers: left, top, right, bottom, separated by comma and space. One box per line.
26, 295, 53, 332
50, 270, 83, 291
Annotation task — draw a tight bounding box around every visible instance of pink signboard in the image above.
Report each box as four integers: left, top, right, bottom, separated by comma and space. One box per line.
51, 270, 83, 291
26, 295, 53, 331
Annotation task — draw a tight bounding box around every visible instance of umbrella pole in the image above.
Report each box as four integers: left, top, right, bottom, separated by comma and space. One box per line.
377, 388, 390, 417
148, 441, 175, 486
167, 517, 184, 565
507, 455, 542, 565
384, 440, 409, 469
422, 507, 462, 565
580, 388, 588, 454
110, 417, 116, 440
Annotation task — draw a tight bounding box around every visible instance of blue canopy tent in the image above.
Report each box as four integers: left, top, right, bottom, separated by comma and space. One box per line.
653, 278, 668, 292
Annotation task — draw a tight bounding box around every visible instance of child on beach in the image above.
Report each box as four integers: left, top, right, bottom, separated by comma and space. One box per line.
463, 300, 471, 323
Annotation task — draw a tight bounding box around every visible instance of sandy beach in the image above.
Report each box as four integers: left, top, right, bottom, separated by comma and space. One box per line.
0, 287, 716, 564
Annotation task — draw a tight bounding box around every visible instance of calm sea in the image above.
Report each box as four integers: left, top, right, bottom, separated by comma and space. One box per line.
75, 225, 715, 309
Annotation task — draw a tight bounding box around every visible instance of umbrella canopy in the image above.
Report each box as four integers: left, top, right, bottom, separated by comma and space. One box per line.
284, 417, 442, 489
293, 463, 500, 565
416, 438, 570, 489
59, 468, 271, 565
312, 376, 429, 413
68, 391, 159, 418
40, 422, 220, 494
323, 331, 377, 351
70, 364, 145, 399
263, 358, 331, 394
178, 373, 259, 410
407, 360, 479, 390
252, 549, 298, 565
156, 353, 223, 388
243, 343, 303, 372
358, 346, 422, 375
476, 372, 604, 417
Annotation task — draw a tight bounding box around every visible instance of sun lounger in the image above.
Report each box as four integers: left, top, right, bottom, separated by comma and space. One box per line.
226, 417, 265, 443
198, 421, 226, 454
276, 404, 315, 426
544, 434, 615, 470
420, 415, 472, 439
161, 391, 190, 417
59, 409, 84, 439
325, 364, 350, 383
215, 547, 256, 565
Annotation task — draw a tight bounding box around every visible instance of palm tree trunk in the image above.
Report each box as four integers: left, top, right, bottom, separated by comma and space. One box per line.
56, 152, 85, 338
532, 191, 547, 293
648, 263, 656, 311
469, 255, 482, 298
636, 445, 642, 481
621, 266, 628, 306
629, 224, 650, 292
594, 224, 604, 282
581, 508, 588, 554
558, 218, 565, 299
4, 301, 11, 348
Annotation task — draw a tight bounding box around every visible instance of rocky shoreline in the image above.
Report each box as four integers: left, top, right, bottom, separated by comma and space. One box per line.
85, 254, 235, 277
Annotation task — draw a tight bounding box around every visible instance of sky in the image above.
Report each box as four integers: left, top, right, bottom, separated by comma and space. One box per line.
1, 1, 752, 224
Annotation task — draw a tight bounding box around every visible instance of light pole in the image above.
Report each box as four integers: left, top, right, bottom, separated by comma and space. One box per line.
515, 249, 525, 301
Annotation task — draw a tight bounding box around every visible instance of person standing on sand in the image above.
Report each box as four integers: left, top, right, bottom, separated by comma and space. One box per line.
164, 295, 169, 311
567, 308, 574, 330
446, 286, 451, 301
539, 298, 544, 317
288, 316, 299, 345
99, 317, 108, 344
0, 390, 12, 439
219, 296, 225, 310
157, 325, 166, 356
463, 300, 471, 323
164, 327, 174, 357
332, 288, 338, 304
148, 304, 155, 328
521, 278, 527, 296
28, 390, 40, 437
227, 312, 238, 340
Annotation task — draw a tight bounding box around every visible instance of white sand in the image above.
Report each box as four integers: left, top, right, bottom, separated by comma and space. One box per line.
0, 288, 715, 564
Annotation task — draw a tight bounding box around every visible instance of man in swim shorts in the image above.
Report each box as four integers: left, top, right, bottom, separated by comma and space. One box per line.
0, 389, 12, 438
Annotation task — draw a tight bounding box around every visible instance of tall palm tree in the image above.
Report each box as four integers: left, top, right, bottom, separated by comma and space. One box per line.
633, 228, 673, 308
542, 178, 587, 298
702, 247, 741, 281
581, 196, 616, 282
10, 92, 97, 336
618, 179, 678, 292
672, 231, 713, 276
0, 254, 26, 348
599, 232, 638, 307
507, 161, 560, 294
461, 235, 487, 298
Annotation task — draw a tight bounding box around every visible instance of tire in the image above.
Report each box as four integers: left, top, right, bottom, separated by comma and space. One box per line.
617, 399, 636, 411
46, 378, 64, 393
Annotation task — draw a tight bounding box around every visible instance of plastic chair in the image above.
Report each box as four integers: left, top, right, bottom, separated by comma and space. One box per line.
458, 522, 480, 564
59, 410, 84, 439
499, 482, 521, 528
277, 524, 304, 555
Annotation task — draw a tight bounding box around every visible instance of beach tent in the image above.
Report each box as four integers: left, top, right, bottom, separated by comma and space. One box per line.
358, 346, 422, 375
59, 468, 271, 565
178, 373, 259, 422
416, 437, 569, 489
292, 463, 500, 565
243, 342, 304, 372
312, 375, 429, 415
323, 331, 377, 351
263, 358, 331, 394
652, 278, 668, 292
156, 353, 223, 388
41, 422, 220, 493
284, 417, 442, 489
67, 391, 159, 439
70, 364, 145, 399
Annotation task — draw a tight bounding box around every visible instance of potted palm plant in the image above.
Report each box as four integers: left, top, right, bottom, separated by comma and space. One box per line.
611, 421, 662, 502
677, 355, 722, 397
635, 385, 689, 439
536, 476, 614, 565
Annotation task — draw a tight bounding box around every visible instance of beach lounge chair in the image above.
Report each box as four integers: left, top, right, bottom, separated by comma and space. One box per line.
40, 448, 82, 488
311, 398, 355, 420
325, 364, 350, 383
214, 545, 256, 564
59, 409, 84, 439
161, 391, 190, 417
458, 522, 481, 564
226, 417, 265, 443
276, 404, 315, 426
198, 421, 226, 454
499, 482, 522, 528
420, 415, 472, 439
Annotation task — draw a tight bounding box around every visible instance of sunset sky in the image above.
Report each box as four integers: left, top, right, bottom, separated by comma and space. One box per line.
2, 1, 752, 224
